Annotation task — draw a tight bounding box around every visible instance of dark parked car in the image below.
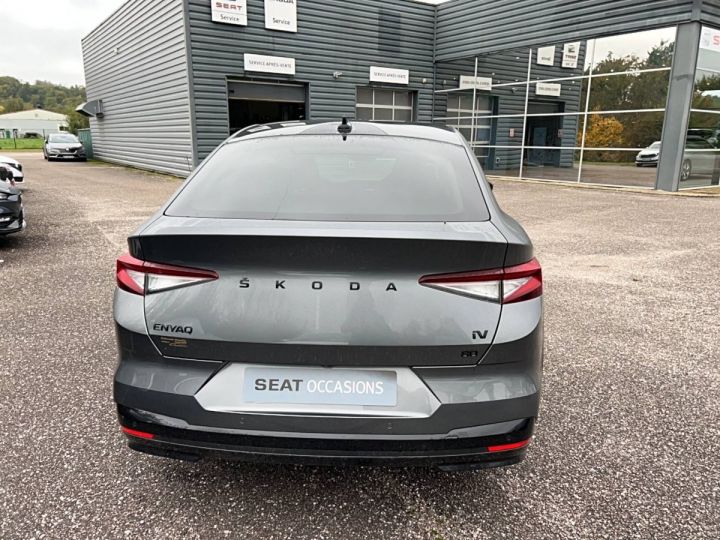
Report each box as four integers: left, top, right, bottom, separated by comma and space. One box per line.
0, 166, 25, 235
43, 133, 87, 161
114, 121, 543, 471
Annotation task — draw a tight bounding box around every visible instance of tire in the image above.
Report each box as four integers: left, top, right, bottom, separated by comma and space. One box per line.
680, 159, 692, 182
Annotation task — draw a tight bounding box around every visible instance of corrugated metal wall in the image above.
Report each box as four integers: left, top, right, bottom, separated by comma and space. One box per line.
186, 0, 436, 160
82, 0, 194, 176
436, 0, 698, 61
702, 0, 720, 27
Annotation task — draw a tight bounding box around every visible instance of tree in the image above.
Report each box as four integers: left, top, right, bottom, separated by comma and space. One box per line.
65, 110, 89, 134
579, 41, 675, 159
0, 77, 87, 116
582, 115, 625, 162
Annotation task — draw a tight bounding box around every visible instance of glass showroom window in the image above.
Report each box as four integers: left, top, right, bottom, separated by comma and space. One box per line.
356, 88, 415, 122
682, 26, 720, 189
446, 93, 493, 165
433, 27, 677, 188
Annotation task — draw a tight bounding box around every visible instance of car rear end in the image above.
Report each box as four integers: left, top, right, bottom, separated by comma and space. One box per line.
113, 123, 543, 470
0, 184, 25, 235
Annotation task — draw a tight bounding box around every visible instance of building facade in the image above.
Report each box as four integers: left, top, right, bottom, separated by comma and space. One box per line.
81, 0, 720, 191
0, 108, 69, 138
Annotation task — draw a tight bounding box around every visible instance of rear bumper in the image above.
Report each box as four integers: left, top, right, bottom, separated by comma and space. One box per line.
113, 318, 542, 469
118, 404, 534, 470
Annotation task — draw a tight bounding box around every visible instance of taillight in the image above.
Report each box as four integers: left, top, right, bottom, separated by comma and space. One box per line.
419, 258, 542, 304
116, 253, 218, 296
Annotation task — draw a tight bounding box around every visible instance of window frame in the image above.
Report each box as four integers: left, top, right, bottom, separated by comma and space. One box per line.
356, 87, 417, 122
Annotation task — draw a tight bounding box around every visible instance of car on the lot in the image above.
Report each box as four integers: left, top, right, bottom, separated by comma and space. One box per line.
0, 155, 24, 183
681, 136, 720, 183
635, 141, 661, 167
114, 120, 543, 471
0, 166, 25, 235
43, 133, 87, 161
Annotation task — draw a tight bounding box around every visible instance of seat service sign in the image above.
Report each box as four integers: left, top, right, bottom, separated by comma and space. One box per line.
211, 0, 248, 26
265, 0, 297, 33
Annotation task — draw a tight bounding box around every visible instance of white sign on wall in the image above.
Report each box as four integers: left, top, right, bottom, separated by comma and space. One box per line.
537, 46, 556, 66
459, 75, 493, 91
369, 66, 410, 85
536, 82, 562, 97
265, 0, 297, 32
244, 53, 296, 75
700, 26, 720, 52
211, 0, 248, 26
562, 42, 581, 69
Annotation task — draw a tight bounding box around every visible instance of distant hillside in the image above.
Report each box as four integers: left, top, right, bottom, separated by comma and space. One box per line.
0, 76, 88, 132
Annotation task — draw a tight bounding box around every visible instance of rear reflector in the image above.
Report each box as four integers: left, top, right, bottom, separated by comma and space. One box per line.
487, 438, 531, 453
117, 253, 218, 296
419, 258, 542, 304
121, 426, 155, 440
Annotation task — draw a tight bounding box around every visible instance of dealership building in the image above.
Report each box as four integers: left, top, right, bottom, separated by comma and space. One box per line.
81, 0, 720, 191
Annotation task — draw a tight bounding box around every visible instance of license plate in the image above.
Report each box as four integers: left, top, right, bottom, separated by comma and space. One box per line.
244, 367, 397, 407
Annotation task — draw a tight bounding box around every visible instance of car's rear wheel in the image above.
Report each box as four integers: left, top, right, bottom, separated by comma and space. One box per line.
681, 159, 692, 182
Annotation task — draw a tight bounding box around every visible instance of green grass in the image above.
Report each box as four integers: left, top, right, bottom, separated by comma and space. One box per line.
0, 138, 44, 150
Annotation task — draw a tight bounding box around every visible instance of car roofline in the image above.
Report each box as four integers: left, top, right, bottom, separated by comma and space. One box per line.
227, 120, 463, 145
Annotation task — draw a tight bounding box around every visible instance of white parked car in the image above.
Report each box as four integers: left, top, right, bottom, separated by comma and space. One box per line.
635, 141, 661, 167
0, 155, 24, 183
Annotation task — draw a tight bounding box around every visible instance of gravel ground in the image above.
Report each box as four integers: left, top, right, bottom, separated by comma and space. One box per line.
0, 153, 718, 539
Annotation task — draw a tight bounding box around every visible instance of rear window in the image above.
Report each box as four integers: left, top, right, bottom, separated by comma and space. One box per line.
166, 135, 490, 222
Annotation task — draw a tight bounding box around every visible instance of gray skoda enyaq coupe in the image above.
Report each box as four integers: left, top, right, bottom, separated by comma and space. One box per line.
114, 120, 543, 471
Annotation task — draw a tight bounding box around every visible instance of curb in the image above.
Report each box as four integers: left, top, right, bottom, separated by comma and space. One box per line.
487, 175, 720, 198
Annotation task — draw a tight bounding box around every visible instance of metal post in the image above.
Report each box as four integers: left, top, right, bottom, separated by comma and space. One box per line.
470, 56, 478, 147
518, 50, 532, 179
656, 22, 702, 191
577, 40, 596, 183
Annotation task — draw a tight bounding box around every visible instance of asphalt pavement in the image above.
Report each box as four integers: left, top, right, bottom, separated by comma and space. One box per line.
0, 152, 718, 539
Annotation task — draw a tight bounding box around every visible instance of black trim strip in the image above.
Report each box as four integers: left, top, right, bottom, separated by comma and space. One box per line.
151, 336, 490, 367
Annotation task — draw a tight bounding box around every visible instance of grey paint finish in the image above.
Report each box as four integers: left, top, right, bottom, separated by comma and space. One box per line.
186, 0, 437, 159
657, 22, 703, 191
82, 0, 194, 176
436, 0, 698, 61
143, 263, 503, 347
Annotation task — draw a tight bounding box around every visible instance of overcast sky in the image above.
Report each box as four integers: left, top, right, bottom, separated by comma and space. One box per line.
0, 0, 127, 86
0, 0, 668, 88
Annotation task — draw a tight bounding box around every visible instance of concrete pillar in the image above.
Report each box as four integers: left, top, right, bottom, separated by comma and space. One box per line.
656, 22, 702, 191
